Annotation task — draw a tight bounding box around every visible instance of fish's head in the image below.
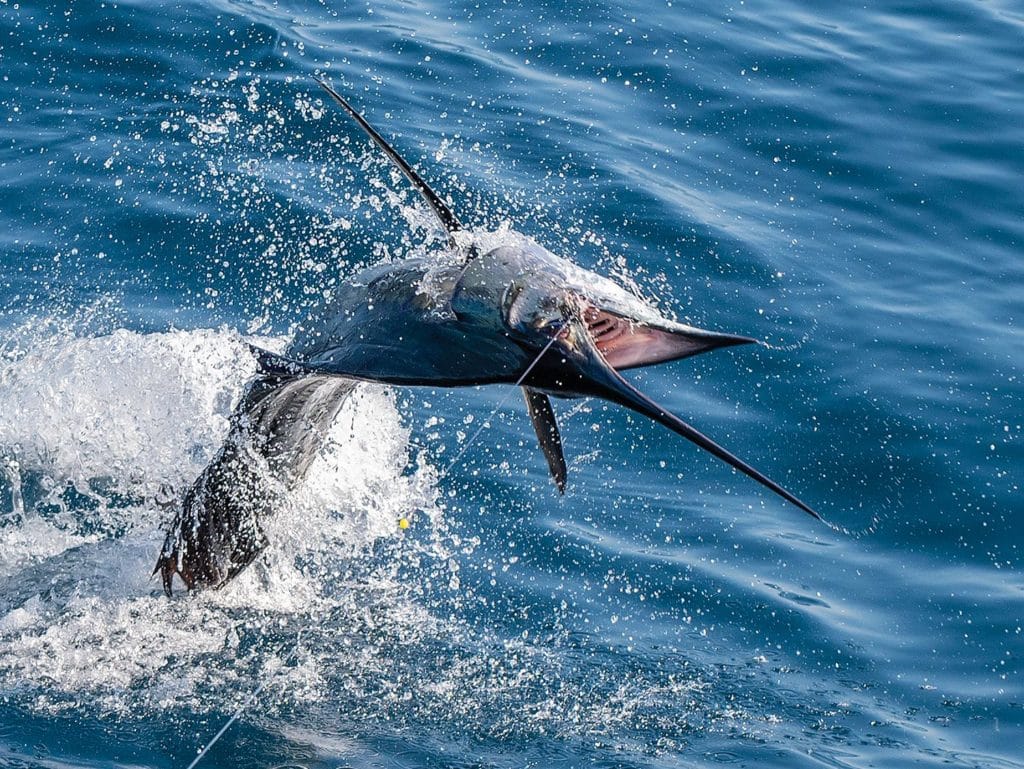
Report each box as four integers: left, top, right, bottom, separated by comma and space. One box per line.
451, 234, 821, 521
454, 236, 756, 393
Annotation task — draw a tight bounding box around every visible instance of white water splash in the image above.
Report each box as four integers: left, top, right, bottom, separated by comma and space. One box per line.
0, 326, 443, 714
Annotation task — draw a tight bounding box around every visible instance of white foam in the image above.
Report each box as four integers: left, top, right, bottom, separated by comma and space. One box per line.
0, 327, 256, 497
0, 326, 443, 713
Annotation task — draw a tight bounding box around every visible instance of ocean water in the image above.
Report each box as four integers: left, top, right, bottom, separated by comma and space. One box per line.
1, 0, 1021, 766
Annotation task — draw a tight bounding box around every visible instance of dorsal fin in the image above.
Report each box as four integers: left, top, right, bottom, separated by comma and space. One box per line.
315, 78, 463, 247
248, 344, 310, 378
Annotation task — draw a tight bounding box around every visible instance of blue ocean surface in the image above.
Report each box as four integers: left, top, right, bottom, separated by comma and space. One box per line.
1, 0, 1021, 767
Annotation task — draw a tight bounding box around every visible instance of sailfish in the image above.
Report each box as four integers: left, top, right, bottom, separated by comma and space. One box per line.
154, 80, 823, 595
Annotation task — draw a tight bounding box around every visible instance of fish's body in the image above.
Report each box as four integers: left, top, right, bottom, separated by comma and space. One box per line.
155, 81, 824, 595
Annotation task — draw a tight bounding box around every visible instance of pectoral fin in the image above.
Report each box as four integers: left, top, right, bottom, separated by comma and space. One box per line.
522, 386, 567, 494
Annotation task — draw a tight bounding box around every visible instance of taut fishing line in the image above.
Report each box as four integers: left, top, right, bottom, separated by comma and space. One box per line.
180, 331, 563, 768
439, 331, 562, 480
184, 633, 303, 769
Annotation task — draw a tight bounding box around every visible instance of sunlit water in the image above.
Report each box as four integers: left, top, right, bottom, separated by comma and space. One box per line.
1, 1, 1021, 767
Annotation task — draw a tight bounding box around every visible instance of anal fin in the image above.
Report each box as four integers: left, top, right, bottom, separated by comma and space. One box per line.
522, 386, 567, 494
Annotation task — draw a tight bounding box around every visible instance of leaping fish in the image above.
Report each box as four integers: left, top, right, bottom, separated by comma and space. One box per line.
154, 80, 823, 595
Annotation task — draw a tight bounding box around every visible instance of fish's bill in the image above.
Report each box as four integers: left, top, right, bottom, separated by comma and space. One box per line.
563, 320, 823, 521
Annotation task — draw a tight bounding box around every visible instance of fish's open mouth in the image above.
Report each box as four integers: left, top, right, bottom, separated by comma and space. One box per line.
543, 306, 823, 521
582, 303, 756, 370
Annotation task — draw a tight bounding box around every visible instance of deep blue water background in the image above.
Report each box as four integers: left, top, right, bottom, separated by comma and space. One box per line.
1, 1, 1022, 767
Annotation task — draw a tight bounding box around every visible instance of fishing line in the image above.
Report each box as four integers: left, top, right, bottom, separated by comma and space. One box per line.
181, 333, 562, 769
439, 330, 562, 480
184, 632, 303, 769
757, 313, 819, 352
819, 512, 881, 538
745, 299, 882, 537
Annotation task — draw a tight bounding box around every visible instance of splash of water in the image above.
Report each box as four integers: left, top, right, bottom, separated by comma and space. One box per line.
0, 325, 442, 716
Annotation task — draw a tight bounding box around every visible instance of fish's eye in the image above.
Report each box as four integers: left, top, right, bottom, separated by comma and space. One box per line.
502, 281, 531, 328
